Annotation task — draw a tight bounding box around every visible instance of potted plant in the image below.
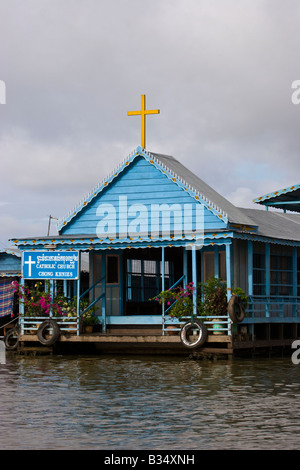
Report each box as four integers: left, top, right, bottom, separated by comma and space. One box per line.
151, 282, 196, 335
199, 277, 228, 334
81, 310, 99, 334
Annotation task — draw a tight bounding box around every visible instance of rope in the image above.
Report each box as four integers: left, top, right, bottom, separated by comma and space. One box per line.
0, 315, 18, 329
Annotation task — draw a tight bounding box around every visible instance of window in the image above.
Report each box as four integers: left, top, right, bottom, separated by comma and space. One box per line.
298, 249, 300, 296
203, 252, 214, 283
127, 259, 174, 302
270, 252, 292, 296
219, 251, 226, 280
253, 251, 266, 296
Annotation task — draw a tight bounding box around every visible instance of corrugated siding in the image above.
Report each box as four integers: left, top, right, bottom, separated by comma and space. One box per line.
61, 157, 226, 236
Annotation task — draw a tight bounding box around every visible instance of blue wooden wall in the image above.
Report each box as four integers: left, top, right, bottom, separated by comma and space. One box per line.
0, 252, 21, 275
61, 156, 226, 237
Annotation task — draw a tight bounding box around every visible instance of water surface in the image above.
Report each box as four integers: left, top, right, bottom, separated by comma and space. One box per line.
1, 353, 300, 450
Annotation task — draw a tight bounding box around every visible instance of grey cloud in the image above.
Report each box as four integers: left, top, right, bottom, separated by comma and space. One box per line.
1, 0, 300, 245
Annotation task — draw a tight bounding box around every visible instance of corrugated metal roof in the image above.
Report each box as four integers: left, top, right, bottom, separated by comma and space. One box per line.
238, 208, 300, 242
152, 152, 256, 226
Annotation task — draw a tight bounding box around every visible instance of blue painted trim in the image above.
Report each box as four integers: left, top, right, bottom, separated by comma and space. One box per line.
243, 317, 300, 324
162, 247, 165, 318
12, 233, 234, 252
253, 183, 300, 203
226, 244, 232, 302
106, 315, 163, 325
76, 253, 81, 334
214, 246, 219, 278
13, 227, 300, 251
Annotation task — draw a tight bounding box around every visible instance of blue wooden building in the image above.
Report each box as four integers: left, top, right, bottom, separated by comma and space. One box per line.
11, 146, 300, 343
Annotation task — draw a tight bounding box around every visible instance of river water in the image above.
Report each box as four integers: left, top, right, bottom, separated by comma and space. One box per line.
1, 352, 300, 450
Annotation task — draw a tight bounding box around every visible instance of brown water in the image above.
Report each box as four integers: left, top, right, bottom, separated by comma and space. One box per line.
1, 353, 300, 450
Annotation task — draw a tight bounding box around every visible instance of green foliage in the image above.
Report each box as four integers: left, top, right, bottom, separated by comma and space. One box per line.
152, 276, 248, 319
232, 286, 249, 309
150, 282, 195, 318
12, 280, 70, 317
200, 277, 228, 316
81, 308, 99, 326
12, 281, 99, 324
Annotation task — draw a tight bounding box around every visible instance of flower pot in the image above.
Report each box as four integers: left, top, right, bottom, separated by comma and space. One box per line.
84, 325, 93, 334
165, 325, 179, 336
212, 318, 223, 335
68, 324, 77, 334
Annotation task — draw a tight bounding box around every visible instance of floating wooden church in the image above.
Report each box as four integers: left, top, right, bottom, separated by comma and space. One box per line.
9, 96, 300, 355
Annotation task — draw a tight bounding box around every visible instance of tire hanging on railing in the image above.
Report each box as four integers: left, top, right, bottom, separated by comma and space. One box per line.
227, 295, 245, 323
180, 319, 208, 349
37, 319, 60, 346
4, 327, 20, 351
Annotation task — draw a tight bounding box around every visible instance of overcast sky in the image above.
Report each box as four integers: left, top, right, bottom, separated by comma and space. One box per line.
1, 0, 300, 248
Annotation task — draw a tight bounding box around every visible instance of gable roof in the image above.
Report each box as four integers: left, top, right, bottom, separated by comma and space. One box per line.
57, 146, 256, 233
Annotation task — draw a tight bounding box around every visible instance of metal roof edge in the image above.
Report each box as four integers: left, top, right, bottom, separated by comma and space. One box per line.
253, 183, 300, 204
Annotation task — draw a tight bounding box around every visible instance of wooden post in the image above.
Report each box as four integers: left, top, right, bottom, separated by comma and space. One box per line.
293, 246, 297, 317
248, 240, 254, 338
76, 252, 81, 335
50, 280, 54, 317
192, 245, 197, 316
20, 253, 25, 335
162, 246, 165, 319
265, 244, 270, 318
214, 246, 219, 278
101, 254, 106, 333
248, 241, 253, 297
226, 243, 232, 302
183, 246, 188, 283
226, 243, 233, 336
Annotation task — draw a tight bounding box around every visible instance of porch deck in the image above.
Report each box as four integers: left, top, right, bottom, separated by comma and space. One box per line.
16, 321, 298, 357
18, 330, 233, 356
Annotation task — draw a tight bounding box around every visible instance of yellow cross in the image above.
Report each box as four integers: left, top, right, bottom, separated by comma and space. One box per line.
127, 94, 160, 149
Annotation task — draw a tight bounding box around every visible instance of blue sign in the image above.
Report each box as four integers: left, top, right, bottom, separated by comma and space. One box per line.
23, 251, 79, 280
